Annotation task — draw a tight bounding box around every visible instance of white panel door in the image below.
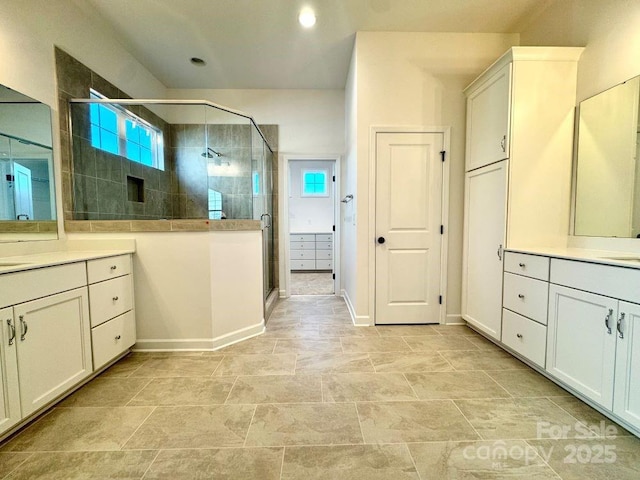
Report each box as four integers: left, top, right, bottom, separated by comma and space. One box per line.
375, 132, 443, 325
614, 301, 640, 430
13, 162, 33, 220
0, 307, 21, 436
14, 287, 92, 416
461, 160, 507, 340
547, 285, 617, 410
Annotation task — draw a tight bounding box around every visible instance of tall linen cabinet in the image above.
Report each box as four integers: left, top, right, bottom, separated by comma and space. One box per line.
461, 47, 583, 340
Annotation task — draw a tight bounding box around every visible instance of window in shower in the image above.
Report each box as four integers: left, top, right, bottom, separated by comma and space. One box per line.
301, 170, 328, 196
208, 189, 223, 219
89, 90, 164, 170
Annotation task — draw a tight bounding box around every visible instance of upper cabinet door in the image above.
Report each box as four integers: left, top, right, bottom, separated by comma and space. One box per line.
465, 63, 512, 172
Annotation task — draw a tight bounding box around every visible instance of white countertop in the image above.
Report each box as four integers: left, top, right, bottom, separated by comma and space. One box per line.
506, 246, 640, 269
0, 249, 135, 274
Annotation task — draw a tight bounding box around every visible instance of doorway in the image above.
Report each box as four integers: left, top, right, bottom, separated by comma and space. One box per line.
374, 131, 446, 324
285, 158, 338, 296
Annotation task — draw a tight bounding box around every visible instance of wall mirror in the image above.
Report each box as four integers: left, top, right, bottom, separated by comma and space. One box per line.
0, 84, 57, 241
574, 75, 640, 237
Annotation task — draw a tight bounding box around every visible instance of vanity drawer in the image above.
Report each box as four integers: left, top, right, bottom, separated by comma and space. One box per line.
503, 272, 549, 325
316, 250, 332, 260
290, 241, 316, 250
290, 250, 315, 260
291, 260, 315, 270
87, 255, 131, 284
89, 275, 133, 327
316, 234, 333, 242
504, 252, 549, 281
290, 234, 315, 242
316, 260, 333, 270
315, 242, 333, 250
502, 309, 547, 368
91, 311, 135, 370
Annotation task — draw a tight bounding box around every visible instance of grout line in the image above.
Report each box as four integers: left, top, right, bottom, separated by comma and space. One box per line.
523, 439, 564, 479
278, 446, 286, 480
451, 399, 484, 441
404, 442, 423, 480
402, 373, 420, 400
222, 376, 240, 404
353, 402, 367, 444
242, 405, 259, 448
125, 378, 154, 407
120, 406, 158, 450
140, 449, 162, 480
0, 452, 34, 480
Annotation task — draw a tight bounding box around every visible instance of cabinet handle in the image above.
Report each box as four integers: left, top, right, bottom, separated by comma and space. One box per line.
518, 294, 525, 299
516, 333, 523, 339
497, 244, 503, 261
6, 319, 15, 346
110, 265, 117, 271
605, 309, 613, 334
617, 313, 625, 339
115, 335, 121, 341
19, 315, 28, 341
500, 135, 506, 152
518, 263, 526, 268
112, 296, 119, 302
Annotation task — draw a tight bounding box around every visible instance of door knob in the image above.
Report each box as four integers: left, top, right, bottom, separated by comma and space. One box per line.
377, 237, 386, 244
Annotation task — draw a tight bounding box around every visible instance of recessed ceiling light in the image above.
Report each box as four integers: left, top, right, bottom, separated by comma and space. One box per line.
190, 57, 206, 66
298, 9, 316, 28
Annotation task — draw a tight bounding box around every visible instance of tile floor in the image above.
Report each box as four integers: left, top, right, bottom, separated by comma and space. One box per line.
289, 272, 334, 295
1, 295, 638, 479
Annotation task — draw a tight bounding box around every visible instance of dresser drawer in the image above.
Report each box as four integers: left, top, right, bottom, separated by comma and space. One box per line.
290, 241, 316, 250
315, 234, 333, 242
290, 234, 315, 242
290, 250, 315, 260
315, 242, 333, 250
291, 260, 315, 270
89, 275, 133, 327
502, 309, 547, 368
503, 272, 549, 325
315, 260, 333, 270
92, 311, 135, 370
504, 252, 549, 281
87, 255, 131, 284
316, 250, 332, 260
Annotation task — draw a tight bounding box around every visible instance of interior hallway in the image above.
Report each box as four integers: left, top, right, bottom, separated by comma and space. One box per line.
0, 296, 638, 479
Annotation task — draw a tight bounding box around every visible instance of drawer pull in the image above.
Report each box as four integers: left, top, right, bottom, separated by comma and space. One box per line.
6, 318, 15, 346
110, 265, 118, 271
617, 313, 625, 339
112, 296, 119, 302
605, 309, 613, 334
518, 263, 525, 268
516, 333, 523, 339
19, 315, 28, 341
115, 335, 121, 341
517, 294, 525, 299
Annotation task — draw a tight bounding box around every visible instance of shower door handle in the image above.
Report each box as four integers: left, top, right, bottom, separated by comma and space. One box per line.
261, 213, 272, 228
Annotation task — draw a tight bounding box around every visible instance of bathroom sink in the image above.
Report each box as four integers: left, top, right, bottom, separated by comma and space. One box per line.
600, 256, 640, 262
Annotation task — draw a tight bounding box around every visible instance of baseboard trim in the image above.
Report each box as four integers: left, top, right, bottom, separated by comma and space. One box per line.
445, 313, 465, 325
134, 321, 265, 351
342, 289, 372, 326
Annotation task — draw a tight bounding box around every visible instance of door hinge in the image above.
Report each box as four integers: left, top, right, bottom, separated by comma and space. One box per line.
439, 295, 443, 305
440, 151, 446, 162
332, 225, 335, 232
332, 273, 335, 280
332, 175, 336, 182
440, 225, 444, 235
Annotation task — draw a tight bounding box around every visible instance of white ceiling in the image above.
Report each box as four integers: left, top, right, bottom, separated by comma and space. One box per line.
78, 0, 552, 90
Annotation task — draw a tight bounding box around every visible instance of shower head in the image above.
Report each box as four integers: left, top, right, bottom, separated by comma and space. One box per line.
201, 147, 222, 158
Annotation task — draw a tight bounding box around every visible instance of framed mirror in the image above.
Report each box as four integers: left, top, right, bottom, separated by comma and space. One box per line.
573, 75, 640, 238
0, 85, 57, 241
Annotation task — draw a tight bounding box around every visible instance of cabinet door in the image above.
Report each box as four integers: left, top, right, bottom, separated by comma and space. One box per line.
0, 307, 20, 435
546, 285, 617, 410
614, 301, 640, 430
14, 287, 92, 416
465, 63, 511, 171
461, 160, 507, 339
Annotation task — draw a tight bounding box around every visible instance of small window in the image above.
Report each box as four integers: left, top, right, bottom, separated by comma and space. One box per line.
302, 170, 328, 197
89, 90, 164, 170
252, 171, 260, 195
208, 189, 223, 219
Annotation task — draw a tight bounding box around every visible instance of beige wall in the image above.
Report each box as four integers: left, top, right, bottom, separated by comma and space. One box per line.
344, 32, 518, 324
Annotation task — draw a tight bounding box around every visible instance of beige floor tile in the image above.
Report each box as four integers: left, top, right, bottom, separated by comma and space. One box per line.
369, 351, 453, 373
128, 356, 224, 377
319, 325, 380, 337
357, 400, 479, 443
1, 407, 153, 452
405, 371, 511, 399
226, 375, 322, 404
0, 452, 31, 478
487, 370, 572, 397
123, 405, 255, 449
143, 448, 283, 480
548, 396, 632, 437
527, 436, 640, 480
375, 325, 440, 336
281, 444, 420, 480
403, 335, 479, 352
295, 352, 375, 374
274, 338, 342, 354
262, 325, 321, 339
322, 373, 417, 402
59, 377, 151, 407
128, 377, 236, 406
100, 353, 150, 378
433, 324, 480, 336
467, 334, 502, 351
214, 354, 297, 376
455, 397, 596, 440
290, 272, 334, 295
340, 337, 412, 353
441, 349, 527, 370
216, 337, 277, 355
302, 314, 353, 325
245, 403, 363, 446
408, 440, 559, 479
4, 451, 157, 480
